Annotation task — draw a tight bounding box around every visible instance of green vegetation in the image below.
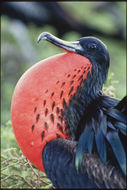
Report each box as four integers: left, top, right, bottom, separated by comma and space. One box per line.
1, 121, 53, 189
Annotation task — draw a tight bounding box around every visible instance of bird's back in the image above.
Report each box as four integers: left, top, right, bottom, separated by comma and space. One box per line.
42, 95, 127, 188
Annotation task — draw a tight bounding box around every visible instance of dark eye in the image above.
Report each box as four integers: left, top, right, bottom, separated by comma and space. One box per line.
87, 43, 97, 50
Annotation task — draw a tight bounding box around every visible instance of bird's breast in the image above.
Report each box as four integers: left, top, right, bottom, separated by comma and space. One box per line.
11, 52, 92, 171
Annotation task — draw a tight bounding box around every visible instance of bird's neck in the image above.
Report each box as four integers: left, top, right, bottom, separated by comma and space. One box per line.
64, 71, 103, 140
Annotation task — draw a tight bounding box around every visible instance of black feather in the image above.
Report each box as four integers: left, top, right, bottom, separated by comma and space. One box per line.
106, 131, 126, 175
115, 121, 126, 135
87, 130, 94, 155
106, 108, 126, 124
74, 95, 127, 176
107, 121, 116, 130
75, 124, 92, 172
95, 128, 107, 164
116, 95, 127, 114
42, 138, 126, 188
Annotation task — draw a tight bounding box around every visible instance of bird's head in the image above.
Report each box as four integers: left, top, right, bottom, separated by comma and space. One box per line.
38, 32, 110, 92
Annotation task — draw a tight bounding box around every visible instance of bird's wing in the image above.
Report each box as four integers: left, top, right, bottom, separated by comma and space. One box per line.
42, 138, 126, 188
75, 95, 127, 175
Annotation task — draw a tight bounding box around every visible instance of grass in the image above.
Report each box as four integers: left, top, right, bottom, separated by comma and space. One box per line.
1, 122, 53, 189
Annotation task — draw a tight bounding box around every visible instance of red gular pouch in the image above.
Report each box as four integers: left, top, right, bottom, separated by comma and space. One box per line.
11, 52, 92, 172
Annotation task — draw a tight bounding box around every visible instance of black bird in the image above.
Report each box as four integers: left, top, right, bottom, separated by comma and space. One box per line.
11, 32, 126, 188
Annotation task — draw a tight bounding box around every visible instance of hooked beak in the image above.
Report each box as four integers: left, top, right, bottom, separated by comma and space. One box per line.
37, 32, 83, 53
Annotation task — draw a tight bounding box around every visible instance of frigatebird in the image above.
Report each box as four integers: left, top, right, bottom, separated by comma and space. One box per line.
11, 32, 126, 188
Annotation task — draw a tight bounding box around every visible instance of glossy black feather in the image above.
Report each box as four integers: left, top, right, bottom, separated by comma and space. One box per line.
42, 95, 126, 188
115, 95, 127, 114
106, 131, 126, 175
75, 95, 127, 175
75, 124, 92, 171
87, 130, 94, 155
95, 128, 107, 164
115, 121, 126, 135
106, 108, 126, 124
42, 138, 126, 188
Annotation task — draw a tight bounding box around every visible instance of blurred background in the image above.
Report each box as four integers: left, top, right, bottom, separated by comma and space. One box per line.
1, 2, 126, 188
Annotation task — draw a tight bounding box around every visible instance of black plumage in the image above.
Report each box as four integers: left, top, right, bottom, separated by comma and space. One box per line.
43, 95, 126, 188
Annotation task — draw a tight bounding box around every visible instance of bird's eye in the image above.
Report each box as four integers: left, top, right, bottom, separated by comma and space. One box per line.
87, 43, 97, 50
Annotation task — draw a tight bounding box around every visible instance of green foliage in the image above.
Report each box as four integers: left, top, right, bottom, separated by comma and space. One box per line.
1, 122, 53, 189
103, 72, 118, 98
1, 121, 18, 151
1, 148, 52, 189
